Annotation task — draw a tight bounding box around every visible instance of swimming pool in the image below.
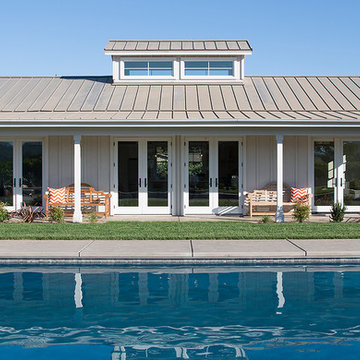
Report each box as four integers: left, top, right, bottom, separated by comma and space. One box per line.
0, 265, 360, 359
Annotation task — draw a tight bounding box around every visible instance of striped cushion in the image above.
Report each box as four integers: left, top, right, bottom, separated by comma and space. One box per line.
48, 187, 66, 204
290, 187, 309, 203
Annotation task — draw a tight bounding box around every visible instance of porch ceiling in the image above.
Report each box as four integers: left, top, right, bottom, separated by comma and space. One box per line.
0, 76, 359, 122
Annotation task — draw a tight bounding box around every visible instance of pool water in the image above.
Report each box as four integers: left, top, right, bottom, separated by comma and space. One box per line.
0, 265, 360, 359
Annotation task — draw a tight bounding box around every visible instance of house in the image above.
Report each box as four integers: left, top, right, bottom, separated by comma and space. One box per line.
0, 39, 359, 222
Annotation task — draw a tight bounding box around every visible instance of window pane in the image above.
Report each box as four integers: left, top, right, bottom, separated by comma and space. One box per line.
125, 69, 148, 76
0, 142, 13, 206
314, 141, 334, 206
343, 141, 360, 206
124, 61, 147, 69
22, 141, 42, 206
149, 69, 173, 76
185, 61, 208, 69
209, 61, 233, 68
209, 69, 233, 76
147, 141, 168, 207
218, 141, 239, 207
189, 141, 209, 207
185, 69, 208, 76
118, 142, 138, 207
149, 61, 172, 69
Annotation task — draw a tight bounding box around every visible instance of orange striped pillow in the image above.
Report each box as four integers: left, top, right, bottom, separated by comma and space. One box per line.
48, 187, 66, 204
290, 187, 308, 203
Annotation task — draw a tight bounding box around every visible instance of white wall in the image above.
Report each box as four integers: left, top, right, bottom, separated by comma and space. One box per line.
47, 136, 111, 191
245, 135, 309, 192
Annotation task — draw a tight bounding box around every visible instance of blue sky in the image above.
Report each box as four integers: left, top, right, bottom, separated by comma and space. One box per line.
1, 0, 359, 76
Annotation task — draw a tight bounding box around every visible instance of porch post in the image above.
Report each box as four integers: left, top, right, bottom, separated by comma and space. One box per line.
275, 135, 284, 223
73, 135, 82, 223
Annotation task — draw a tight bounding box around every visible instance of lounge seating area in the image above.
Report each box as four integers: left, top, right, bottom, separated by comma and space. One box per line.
44, 183, 111, 219
246, 182, 312, 218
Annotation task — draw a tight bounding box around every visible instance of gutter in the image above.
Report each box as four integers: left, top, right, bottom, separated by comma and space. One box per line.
0, 118, 360, 128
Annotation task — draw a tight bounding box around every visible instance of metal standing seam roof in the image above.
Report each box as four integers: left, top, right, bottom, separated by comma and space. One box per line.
104, 40, 252, 52
0, 76, 359, 120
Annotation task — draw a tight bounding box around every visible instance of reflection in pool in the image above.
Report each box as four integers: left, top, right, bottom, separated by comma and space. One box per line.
0, 265, 360, 359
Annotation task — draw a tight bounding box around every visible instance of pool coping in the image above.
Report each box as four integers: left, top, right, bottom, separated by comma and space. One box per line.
0, 239, 360, 264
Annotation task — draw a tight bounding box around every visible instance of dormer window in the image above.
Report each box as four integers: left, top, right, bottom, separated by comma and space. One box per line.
184, 61, 234, 76
124, 60, 174, 77
105, 40, 252, 83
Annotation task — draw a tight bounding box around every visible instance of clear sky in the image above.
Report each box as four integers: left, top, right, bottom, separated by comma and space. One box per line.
1, 0, 359, 77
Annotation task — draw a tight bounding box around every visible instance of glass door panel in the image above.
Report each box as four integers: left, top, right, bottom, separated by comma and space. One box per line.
118, 142, 139, 207
22, 142, 42, 206
147, 141, 168, 207
343, 141, 360, 207
0, 142, 14, 207
189, 141, 209, 207
314, 141, 335, 206
218, 141, 239, 207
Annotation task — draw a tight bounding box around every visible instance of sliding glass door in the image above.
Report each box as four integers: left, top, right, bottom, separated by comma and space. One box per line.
185, 138, 242, 215
115, 139, 171, 214
0, 140, 43, 210
313, 139, 360, 212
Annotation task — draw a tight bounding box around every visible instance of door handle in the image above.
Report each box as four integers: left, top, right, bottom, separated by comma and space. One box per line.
13, 178, 16, 187
18, 178, 22, 188
144, 178, 147, 188
341, 178, 343, 187
210, 178, 212, 187
139, 178, 141, 187
215, 178, 218, 187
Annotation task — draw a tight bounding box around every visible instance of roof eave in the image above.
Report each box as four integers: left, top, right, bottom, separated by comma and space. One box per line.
104, 50, 253, 57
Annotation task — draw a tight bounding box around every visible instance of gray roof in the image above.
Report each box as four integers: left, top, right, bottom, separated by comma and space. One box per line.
0, 76, 359, 120
105, 40, 252, 52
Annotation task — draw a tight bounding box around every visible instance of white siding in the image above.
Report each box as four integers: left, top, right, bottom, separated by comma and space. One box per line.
48, 136, 73, 188
48, 136, 111, 191
245, 135, 309, 192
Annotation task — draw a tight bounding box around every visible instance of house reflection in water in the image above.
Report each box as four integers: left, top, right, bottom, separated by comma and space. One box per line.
0, 266, 358, 359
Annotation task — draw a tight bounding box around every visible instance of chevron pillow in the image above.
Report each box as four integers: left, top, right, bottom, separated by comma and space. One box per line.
290, 187, 309, 203
48, 187, 66, 205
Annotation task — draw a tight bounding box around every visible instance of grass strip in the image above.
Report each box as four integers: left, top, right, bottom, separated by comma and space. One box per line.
0, 222, 359, 240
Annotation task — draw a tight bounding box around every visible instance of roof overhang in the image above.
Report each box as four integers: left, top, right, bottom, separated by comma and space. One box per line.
105, 50, 252, 57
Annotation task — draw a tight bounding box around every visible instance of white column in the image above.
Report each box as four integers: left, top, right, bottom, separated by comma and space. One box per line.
276, 135, 284, 222
73, 135, 82, 223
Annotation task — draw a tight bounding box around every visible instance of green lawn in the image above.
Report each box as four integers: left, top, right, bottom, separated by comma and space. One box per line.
0, 222, 359, 240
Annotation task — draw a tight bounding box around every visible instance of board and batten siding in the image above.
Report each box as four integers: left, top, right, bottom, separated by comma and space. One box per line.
244, 135, 309, 192
47, 136, 111, 192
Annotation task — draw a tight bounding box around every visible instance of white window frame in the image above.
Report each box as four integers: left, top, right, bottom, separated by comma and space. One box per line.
180, 57, 240, 81
119, 58, 179, 81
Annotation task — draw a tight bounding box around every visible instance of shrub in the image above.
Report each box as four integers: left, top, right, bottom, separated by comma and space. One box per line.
88, 212, 98, 224
0, 202, 9, 222
259, 215, 272, 224
293, 202, 310, 223
10, 203, 45, 223
330, 202, 346, 223
49, 206, 65, 223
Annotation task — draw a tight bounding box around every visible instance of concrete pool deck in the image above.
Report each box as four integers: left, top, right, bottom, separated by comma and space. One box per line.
1, 239, 360, 264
